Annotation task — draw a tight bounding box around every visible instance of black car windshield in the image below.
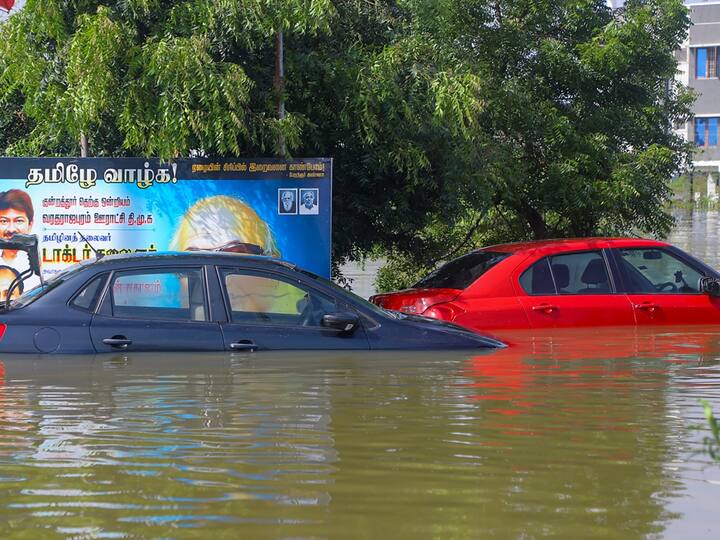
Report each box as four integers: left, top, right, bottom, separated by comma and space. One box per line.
413, 251, 510, 290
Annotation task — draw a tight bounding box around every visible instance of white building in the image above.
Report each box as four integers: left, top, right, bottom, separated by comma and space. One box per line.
675, 2, 720, 198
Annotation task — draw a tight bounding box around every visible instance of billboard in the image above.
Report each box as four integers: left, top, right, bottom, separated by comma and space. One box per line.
0, 158, 332, 300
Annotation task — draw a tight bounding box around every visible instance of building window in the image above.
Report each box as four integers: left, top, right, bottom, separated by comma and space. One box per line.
711, 118, 718, 146
695, 117, 720, 147
696, 47, 719, 78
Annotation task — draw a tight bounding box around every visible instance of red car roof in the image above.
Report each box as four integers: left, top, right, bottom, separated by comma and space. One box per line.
481, 237, 669, 255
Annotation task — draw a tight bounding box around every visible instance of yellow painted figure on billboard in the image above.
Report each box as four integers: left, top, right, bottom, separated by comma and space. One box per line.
171, 195, 304, 317
171, 195, 280, 256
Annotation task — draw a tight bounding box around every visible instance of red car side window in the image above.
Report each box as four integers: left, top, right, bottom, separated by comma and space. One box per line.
550, 251, 611, 294
519, 259, 556, 295
618, 248, 703, 294
520, 251, 612, 295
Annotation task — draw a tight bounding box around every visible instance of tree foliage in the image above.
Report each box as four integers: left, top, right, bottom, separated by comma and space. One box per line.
0, 1, 693, 285
346, 1, 692, 267
356, 0, 692, 289
0, 0, 334, 156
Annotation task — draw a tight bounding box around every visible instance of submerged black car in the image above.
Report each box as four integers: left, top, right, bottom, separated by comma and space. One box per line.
0, 240, 504, 353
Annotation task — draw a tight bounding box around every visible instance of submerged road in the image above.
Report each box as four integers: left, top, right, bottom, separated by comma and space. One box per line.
0, 327, 718, 537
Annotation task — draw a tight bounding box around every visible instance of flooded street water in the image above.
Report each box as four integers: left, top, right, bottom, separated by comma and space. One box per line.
0, 211, 719, 538
1, 337, 719, 538
668, 208, 720, 270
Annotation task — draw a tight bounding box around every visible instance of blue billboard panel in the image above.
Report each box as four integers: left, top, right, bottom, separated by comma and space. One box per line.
0, 158, 332, 299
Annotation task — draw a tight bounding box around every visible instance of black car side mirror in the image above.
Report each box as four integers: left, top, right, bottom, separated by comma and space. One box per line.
321, 312, 360, 333
699, 277, 720, 297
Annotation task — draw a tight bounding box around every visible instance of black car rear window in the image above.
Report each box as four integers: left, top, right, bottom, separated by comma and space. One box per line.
414, 251, 510, 290
8, 261, 93, 310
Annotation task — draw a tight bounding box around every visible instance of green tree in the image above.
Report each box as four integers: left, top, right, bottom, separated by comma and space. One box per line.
346, 0, 693, 289
0, 1, 693, 283
0, 0, 334, 157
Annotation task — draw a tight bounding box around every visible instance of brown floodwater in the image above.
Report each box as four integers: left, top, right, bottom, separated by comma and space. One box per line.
0, 210, 719, 538
0, 325, 719, 538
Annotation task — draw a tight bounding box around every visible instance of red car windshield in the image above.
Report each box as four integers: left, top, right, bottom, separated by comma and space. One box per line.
414, 251, 510, 290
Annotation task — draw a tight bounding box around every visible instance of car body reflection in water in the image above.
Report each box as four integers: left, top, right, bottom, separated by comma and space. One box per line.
464, 325, 720, 415
0, 327, 718, 537
459, 326, 720, 537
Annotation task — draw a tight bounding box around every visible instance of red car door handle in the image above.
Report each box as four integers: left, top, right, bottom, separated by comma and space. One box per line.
532, 304, 558, 313
634, 302, 659, 312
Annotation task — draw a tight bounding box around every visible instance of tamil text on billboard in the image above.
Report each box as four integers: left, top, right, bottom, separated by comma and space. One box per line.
0, 158, 332, 299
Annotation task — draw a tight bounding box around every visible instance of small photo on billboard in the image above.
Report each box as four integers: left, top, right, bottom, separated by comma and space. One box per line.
299, 188, 319, 215
278, 188, 297, 215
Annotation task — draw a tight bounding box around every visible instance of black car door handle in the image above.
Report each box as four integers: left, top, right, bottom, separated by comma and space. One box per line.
230, 340, 257, 351
103, 338, 132, 347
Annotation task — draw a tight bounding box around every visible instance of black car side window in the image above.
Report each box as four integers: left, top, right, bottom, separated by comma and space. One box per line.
70, 273, 108, 312
109, 268, 206, 321
520, 251, 612, 295
617, 248, 703, 294
222, 270, 336, 326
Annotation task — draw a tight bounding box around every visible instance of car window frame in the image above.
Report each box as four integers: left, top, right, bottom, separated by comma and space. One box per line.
608, 246, 710, 295
97, 265, 211, 322
519, 249, 618, 296
68, 272, 110, 313
217, 265, 342, 329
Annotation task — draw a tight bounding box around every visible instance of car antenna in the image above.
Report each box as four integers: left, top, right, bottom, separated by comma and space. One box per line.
77, 230, 104, 259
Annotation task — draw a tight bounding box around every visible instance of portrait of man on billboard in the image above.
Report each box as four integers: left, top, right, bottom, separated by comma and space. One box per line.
0, 189, 38, 296
278, 189, 297, 215
299, 188, 319, 215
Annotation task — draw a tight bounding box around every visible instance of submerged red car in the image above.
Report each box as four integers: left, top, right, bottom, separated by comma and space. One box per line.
370, 238, 720, 330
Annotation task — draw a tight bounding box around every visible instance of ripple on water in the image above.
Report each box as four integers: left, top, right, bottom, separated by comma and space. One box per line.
0, 326, 717, 537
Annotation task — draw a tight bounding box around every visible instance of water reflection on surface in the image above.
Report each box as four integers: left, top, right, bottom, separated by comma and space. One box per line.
0, 212, 719, 537
0, 328, 718, 538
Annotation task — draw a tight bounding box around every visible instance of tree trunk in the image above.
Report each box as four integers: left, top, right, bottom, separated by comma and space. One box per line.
521, 204, 548, 239
80, 132, 88, 157
274, 28, 286, 159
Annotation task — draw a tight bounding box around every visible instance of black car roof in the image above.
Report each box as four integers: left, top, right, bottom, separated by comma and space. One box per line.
88, 251, 298, 270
